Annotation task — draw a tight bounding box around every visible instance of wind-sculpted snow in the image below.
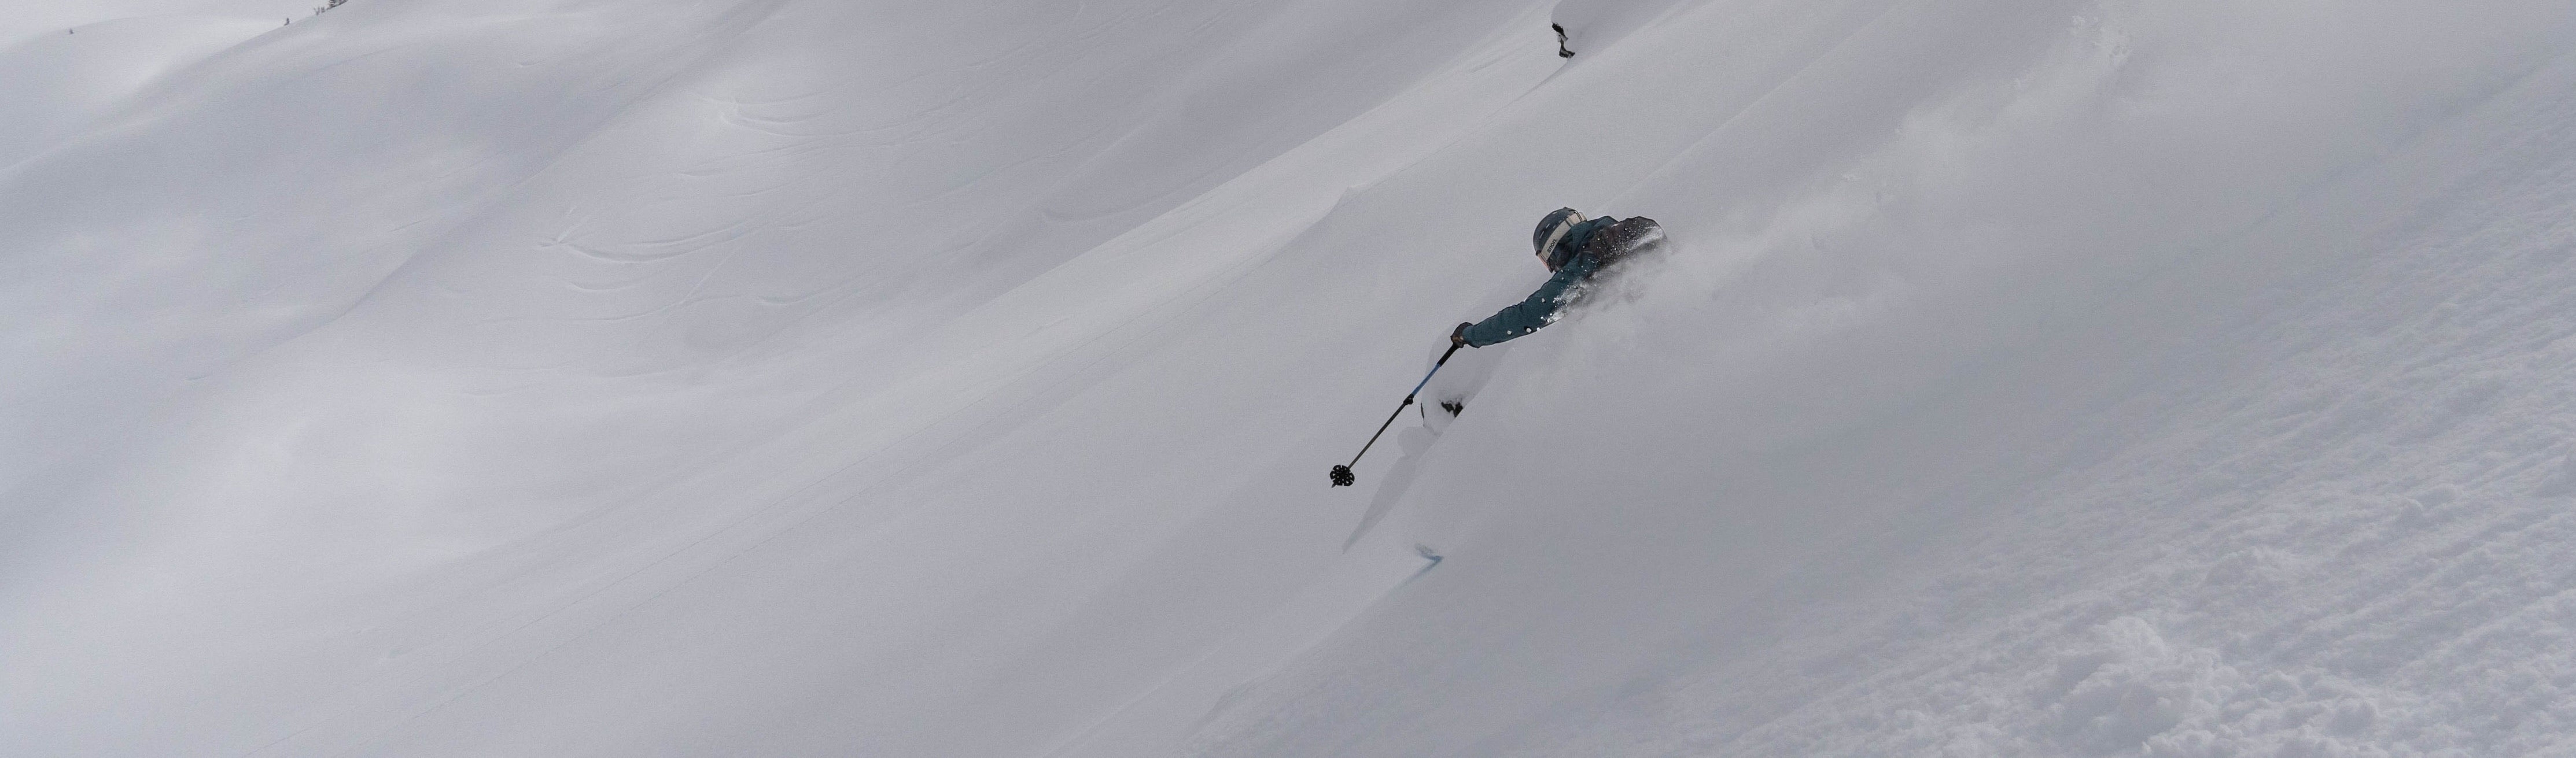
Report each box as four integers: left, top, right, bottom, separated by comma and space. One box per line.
6, 0, 2576, 755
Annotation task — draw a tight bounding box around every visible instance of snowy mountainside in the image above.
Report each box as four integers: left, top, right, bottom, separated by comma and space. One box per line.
6, 0, 2576, 756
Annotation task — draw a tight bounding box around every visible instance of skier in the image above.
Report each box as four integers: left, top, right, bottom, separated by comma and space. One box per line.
1328, 208, 1659, 488
1449, 208, 1660, 348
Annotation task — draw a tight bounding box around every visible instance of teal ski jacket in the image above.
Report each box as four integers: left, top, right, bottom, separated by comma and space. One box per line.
1460, 215, 1619, 347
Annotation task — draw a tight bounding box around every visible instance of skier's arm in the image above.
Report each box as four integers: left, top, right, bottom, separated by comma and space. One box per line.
1460, 263, 1586, 347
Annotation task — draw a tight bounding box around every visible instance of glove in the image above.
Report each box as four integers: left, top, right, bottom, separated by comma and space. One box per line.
1450, 322, 1473, 347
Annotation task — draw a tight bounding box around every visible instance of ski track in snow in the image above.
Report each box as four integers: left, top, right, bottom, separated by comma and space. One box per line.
7, 0, 2576, 756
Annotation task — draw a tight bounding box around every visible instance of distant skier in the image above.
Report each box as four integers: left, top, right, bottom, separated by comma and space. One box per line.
1449, 208, 1661, 347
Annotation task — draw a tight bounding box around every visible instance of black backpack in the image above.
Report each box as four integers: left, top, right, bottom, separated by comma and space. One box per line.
1580, 216, 1664, 267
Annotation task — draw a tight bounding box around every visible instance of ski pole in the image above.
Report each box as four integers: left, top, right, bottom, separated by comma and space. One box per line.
1330, 342, 1464, 487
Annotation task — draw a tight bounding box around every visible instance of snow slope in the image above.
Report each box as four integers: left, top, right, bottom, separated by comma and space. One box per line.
7, 0, 2576, 755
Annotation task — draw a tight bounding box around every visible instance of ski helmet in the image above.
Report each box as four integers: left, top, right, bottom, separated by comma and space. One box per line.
1531, 208, 1584, 265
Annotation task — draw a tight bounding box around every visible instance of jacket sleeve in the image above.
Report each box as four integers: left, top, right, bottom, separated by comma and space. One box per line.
1461, 262, 1587, 347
